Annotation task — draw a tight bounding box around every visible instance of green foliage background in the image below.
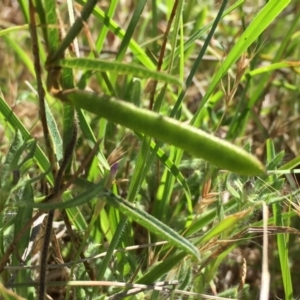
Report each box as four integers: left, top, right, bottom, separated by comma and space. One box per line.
1, 0, 300, 299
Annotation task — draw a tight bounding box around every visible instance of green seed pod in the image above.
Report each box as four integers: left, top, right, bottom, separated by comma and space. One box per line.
63, 89, 265, 176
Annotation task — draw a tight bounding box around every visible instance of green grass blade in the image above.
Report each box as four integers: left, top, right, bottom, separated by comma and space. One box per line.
146, 138, 192, 201
136, 252, 187, 284
2, 131, 23, 171
170, 0, 228, 119
96, 214, 126, 282
116, 0, 147, 61
279, 155, 300, 171
35, 0, 48, 48
47, 0, 98, 63
192, 0, 291, 127
247, 61, 300, 77
247, 2, 299, 109
76, 108, 110, 173
0, 25, 29, 37
93, 0, 118, 54
197, 209, 252, 245
17, 0, 29, 23
154, 150, 179, 222
267, 140, 293, 298
2, 35, 35, 76
162, 0, 245, 70
75, 0, 155, 69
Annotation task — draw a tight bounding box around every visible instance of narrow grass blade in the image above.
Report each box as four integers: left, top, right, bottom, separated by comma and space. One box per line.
197, 209, 252, 245
76, 108, 110, 173
267, 140, 293, 298
170, 0, 228, 120
2, 131, 23, 170
279, 155, 300, 171
2, 36, 35, 75
136, 252, 187, 284
93, 0, 118, 54
0, 93, 53, 184
75, 0, 155, 69
116, 0, 147, 61
247, 61, 300, 77
47, 0, 98, 63
146, 138, 192, 201
163, 0, 245, 70
192, 0, 291, 126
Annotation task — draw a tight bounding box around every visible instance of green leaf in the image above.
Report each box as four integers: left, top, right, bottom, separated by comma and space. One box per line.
136, 252, 187, 284
45, 100, 63, 163
102, 191, 200, 260
197, 208, 252, 245
59, 58, 184, 88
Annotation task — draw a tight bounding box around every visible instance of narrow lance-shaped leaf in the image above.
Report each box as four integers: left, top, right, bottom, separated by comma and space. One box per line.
59, 58, 184, 88
103, 191, 200, 260
62, 89, 265, 176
